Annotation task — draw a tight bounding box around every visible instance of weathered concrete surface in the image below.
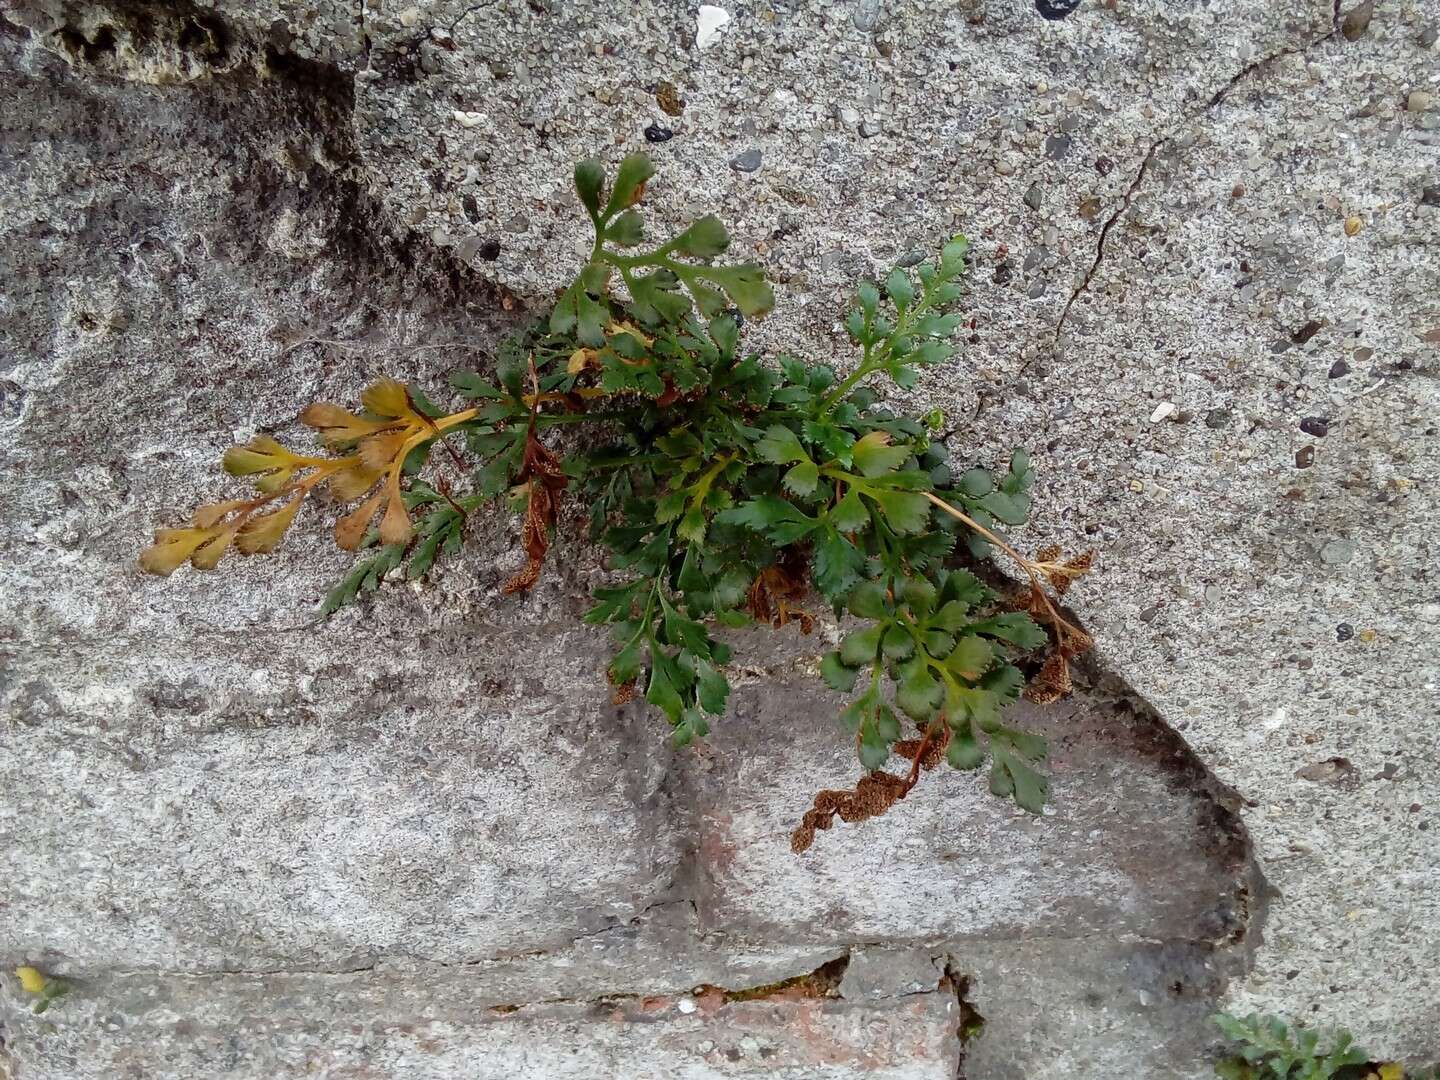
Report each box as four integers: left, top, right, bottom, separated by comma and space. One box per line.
0, 959, 964, 1078
2, 0, 1438, 1075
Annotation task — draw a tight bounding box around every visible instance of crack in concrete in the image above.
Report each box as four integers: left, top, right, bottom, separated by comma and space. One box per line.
941, 955, 984, 1080
1051, 15, 1341, 347
1051, 138, 1163, 345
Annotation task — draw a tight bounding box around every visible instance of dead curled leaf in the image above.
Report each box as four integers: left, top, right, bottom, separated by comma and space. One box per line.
1017, 546, 1096, 705
503, 428, 568, 594
747, 549, 813, 633
791, 729, 947, 854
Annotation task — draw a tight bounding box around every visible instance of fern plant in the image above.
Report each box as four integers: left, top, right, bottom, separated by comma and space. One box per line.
141, 153, 1093, 849
1212, 1013, 1397, 1080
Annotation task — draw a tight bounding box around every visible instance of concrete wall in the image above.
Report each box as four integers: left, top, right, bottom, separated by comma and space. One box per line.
2, 0, 1436, 1075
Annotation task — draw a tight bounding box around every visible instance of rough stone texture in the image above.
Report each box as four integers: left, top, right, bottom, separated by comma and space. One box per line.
2, 0, 1438, 1075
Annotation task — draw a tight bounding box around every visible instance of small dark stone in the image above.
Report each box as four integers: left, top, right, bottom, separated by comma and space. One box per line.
1421, 185, 1440, 208
644, 123, 673, 143
1204, 408, 1232, 429
1295, 445, 1315, 468
1299, 416, 1330, 437
1419, 26, 1438, 48
730, 149, 762, 173
477, 238, 501, 261
1291, 319, 1324, 344
1044, 133, 1072, 160
461, 194, 480, 222
1296, 757, 1352, 782
1035, 0, 1082, 20
993, 263, 1014, 285
1340, 0, 1374, 41
1094, 155, 1115, 175
1269, 339, 1291, 355
1023, 183, 1043, 211
655, 80, 685, 116
0, 378, 27, 423
1138, 603, 1162, 623
1328, 358, 1351, 379
1336, 622, 1354, 642
1027, 279, 1047, 299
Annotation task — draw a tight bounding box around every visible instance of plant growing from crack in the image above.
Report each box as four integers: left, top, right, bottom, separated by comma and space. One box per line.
14, 965, 70, 1014
1212, 1013, 1427, 1080
141, 153, 1093, 847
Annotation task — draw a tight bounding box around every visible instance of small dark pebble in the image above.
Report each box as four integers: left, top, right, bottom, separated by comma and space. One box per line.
0, 378, 27, 422
1044, 134, 1072, 160
1291, 319, 1324, 345
1027, 279, 1047, 299
1035, 0, 1082, 20
1341, 0, 1374, 41
644, 123, 674, 143
461, 193, 480, 222
477, 238, 501, 261
1296, 445, 1315, 468
1139, 603, 1162, 623
1420, 26, 1438, 48
730, 149, 762, 173
1421, 185, 1440, 208
1094, 155, 1115, 175
993, 263, 1014, 285
655, 81, 685, 116
1336, 622, 1354, 642
1269, 339, 1291, 355
1299, 416, 1330, 437
1328, 358, 1351, 379
1204, 408, 1232, 429
1023, 183, 1043, 211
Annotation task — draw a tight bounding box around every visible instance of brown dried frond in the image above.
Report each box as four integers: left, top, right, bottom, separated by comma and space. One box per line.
894, 735, 946, 772
1060, 623, 1094, 658
1023, 651, 1072, 704
1045, 549, 1095, 597
791, 771, 910, 853
502, 428, 568, 594
747, 548, 813, 632
791, 725, 948, 853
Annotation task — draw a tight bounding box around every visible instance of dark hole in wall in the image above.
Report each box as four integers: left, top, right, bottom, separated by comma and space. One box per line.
55, 24, 118, 65
177, 13, 228, 61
